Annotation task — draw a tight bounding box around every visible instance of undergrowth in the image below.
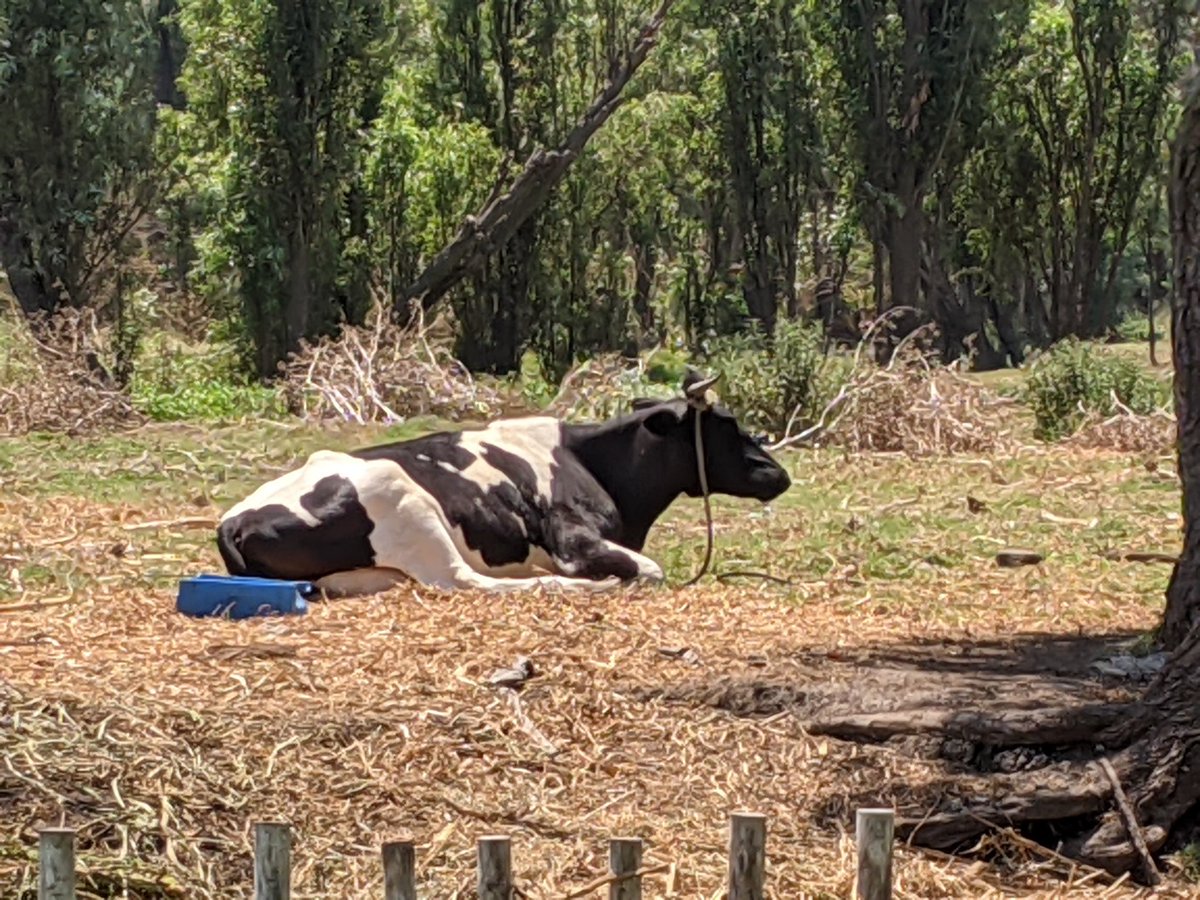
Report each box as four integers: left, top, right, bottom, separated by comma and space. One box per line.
131, 335, 286, 422
703, 319, 849, 438
1023, 338, 1169, 441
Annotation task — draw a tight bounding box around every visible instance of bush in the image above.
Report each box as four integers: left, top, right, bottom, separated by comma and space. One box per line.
703, 319, 847, 438
1023, 338, 1170, 441
1114, 313, 1151, 343
132, 335, 287, 422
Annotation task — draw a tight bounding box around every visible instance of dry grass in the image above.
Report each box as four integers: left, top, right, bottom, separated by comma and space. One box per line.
0, 426, 1192, 898
543, 354, 675, 422
824, 364, 1024, 457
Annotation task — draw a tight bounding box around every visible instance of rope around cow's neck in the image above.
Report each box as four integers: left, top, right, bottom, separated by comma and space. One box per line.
675, 399, 790, 588
680, 406, 715, 588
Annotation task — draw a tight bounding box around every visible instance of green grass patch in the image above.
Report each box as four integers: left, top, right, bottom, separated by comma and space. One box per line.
130, 334, 289, 423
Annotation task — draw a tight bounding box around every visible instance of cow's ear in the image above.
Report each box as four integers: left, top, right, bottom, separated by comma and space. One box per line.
642, 407, 684, 436
630, 397, 660, 411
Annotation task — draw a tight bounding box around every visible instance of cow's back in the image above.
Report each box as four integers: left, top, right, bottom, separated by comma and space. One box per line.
217, 450, 413, 580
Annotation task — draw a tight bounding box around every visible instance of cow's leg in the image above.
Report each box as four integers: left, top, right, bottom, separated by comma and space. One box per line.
369, 502, 621, 593
315, 567, 409, 597
551, 527, 665, 584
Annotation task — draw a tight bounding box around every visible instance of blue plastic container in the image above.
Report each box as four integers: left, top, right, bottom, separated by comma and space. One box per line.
176, 573, 315, 620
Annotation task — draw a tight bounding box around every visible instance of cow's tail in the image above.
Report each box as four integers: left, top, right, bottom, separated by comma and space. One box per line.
216, 518, 249, 576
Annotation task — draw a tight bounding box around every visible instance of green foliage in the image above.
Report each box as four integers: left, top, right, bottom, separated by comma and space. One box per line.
1175, 843, 1200, 883
512, 351, 559, 409
1114, 313, 1152, 342
0, 0, 157, 314
131, 335, 286, 422
169, 0, 388, 377
1023, 339, 1170, 441
956, 0, 1187, 341
644, 347, 692, 384
705, 319, 847, 437
0, 0, 1188, 401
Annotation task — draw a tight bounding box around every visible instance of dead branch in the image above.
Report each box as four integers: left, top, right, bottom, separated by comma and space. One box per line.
1098, 757, 1160, 886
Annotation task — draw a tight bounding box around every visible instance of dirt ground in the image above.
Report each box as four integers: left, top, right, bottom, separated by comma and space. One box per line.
0, 434, 1194, 898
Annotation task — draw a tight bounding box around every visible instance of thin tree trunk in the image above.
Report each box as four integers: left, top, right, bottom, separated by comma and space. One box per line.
1163, 78, 1200, 651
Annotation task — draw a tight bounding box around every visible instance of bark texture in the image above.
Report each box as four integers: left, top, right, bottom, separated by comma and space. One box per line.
1163, 80, 1200, 651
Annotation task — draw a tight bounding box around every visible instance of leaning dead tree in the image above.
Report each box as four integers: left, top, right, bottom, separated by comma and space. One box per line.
399, 0, 675, 314
806, 60, 1200, 885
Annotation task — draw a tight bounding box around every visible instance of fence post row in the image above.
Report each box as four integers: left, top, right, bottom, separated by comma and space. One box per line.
37, 808, 898, 898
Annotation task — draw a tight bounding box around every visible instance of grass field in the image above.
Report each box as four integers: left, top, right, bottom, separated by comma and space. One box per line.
1, 410, 1192, 897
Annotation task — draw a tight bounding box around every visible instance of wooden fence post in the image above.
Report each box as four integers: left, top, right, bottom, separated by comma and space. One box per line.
254, 822, 291, 900
38, 828, 75, 900
727, 812, 766, 900
608, 837, 642, 900
382, 839, 416, 900
855, 808, 894, 900
477, 835, 513, 900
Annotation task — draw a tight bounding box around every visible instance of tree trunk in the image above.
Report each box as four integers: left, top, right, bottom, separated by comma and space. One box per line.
153, 0, 186, 109
881, 625, 1200, 880
285, 225, 312, 368
885, 165, 923, 311
400, 0, 675, 316
631, 224, 658, 337
0, 213, 61, 315
1163, 81, 1200, 652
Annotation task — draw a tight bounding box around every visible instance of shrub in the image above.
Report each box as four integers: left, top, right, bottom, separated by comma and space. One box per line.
1023, 338, 1170, 441
703, 319, 848, 438
1114, 312, 1151, 343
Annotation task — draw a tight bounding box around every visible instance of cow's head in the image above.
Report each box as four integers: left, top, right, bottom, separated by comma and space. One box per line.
632, 370, 791, 502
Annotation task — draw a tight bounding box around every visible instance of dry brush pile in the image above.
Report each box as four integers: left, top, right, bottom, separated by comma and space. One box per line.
0, 309, 143, 436
1066, 409, 1176, 455
277, 305, 521, 425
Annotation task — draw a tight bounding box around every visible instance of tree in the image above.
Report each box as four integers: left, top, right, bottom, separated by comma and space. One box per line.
399, 0, 681, 375
709, 0, 821, 333
172, 0, 387, 377
0, 0, 157, 318
802, 57, 1200, 881
956, 0, 1185, 347
824, 0, 1021, 319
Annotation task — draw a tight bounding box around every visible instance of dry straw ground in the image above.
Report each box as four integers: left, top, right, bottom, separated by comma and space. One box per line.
0, 395, 1191, 898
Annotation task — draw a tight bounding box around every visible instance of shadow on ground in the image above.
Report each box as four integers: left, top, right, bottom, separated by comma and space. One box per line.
630, 629, 1153, 774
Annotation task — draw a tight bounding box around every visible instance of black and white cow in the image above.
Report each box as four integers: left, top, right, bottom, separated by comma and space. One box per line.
216, 372, 791, 595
